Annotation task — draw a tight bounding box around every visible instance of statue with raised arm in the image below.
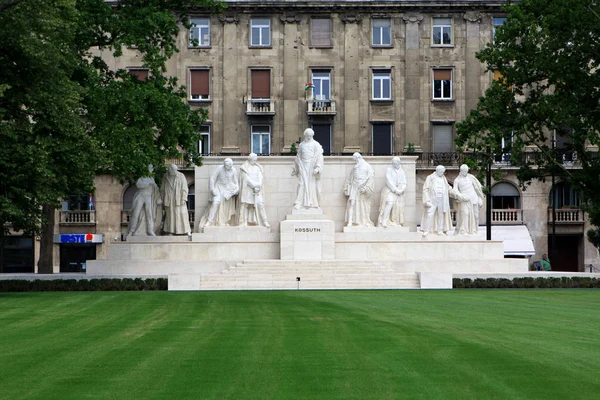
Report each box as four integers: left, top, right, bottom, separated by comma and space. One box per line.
451, 164, 484, 235
161, 164, 191, 235
344, 153, 374, 227
238, 153, 270, 228
377, 157, 407, 228
421, 165, 453, 236
127, 164, 162, 236
199, 158, 239, 227
291, 128, 324, 210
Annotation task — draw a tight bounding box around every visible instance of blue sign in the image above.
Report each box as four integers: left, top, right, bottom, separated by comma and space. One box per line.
54, 234, 103, 244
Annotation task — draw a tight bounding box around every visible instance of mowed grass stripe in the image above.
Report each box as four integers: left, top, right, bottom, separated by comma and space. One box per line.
0, 290, 599, 399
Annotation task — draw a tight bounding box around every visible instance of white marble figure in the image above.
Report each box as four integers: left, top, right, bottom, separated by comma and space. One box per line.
377, 157, 407, 228
343, 153, 375, 227
421, 165, 453, 236
127, 164, 162, 236
161, 164, 191, 235
199, 158, 239, 227
451, 164, 484, 235
238, 153, 270, 228
292, 128, 324, 210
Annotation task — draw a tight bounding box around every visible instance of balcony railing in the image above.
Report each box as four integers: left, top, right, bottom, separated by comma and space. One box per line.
416, 152, 465, 167
59, 210, 96, 225
307, 98, 336, 115
492, 209, 523, 224
548, 208, 585, 223
246, 98, 275, 115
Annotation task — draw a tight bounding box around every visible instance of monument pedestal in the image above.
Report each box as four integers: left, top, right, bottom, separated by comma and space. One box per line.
280, 209, 335, 260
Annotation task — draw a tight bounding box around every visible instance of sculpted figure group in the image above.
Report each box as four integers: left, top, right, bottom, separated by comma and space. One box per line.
129, 129, 484, 236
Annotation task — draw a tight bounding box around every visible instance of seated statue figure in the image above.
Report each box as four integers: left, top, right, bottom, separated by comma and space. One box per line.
343, 153, 374, 227
198, 158, 239, 227
238, 153, 270, 228
377, 157, 407, 228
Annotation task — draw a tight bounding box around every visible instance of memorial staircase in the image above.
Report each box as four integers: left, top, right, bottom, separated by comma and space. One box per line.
196, 260, 420, 290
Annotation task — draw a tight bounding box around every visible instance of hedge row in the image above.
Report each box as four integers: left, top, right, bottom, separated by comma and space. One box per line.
0, 278, 168, 292
453, 277, 600, 289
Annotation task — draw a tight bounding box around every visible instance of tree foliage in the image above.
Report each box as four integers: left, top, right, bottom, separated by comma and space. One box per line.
0, 0, 223, 234
456, 0, 600, 249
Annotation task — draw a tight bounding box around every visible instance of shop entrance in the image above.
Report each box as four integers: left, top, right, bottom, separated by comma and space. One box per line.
60, 244, 96, 273
548, 234, 582, 272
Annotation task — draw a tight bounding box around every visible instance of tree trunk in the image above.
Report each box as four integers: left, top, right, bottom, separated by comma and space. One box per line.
37, 204, 55, 274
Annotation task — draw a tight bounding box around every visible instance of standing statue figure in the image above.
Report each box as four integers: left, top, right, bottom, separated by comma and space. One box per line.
421, 165, 453, 236
161, 164, 191, 235
451, 164, 484, 235
128, 164, 162, 236
199, 158, 239, 227
343, 153, 374, 227
292, 128, 324, 210
377, 157, 407, 228
238, 153, 270, 228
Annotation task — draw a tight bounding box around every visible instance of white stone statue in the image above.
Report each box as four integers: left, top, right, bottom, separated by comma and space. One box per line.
292, 128, 324, 210
343, 153, 374, 227
377, 157, 407, 228
451, 164, 484, 235
238, 153, 270, 228
127, 164, 162, 236
199, 158, 239, 227
161, 164, 191, 235
421, 165, 453, 236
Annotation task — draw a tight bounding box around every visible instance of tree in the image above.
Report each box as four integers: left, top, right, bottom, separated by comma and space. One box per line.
455, 0, 600, 250
0, 0, 222, 271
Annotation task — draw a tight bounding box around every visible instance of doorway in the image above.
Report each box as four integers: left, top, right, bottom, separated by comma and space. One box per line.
547, 234, 581, 272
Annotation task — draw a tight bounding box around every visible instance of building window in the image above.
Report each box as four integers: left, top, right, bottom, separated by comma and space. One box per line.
250, 18, 270, 47
129, 69, 148, 81
189, 69, 210, 100
372, 18, 391, 46
199, 125, 210, 155
312, 124, 331, 155
491, 182, 520, 209
190, 18, 210, 47
494, 130, 514, 164
1, 236, 34, 273
372, 70, 392, 100
493, 17, 506, 40
251, 125, 270, 155
311, 18, 332, 47
432, 17, 452, 45
549, 182, 581, 209
432, 69, 452, 100
372, 123, 393, 155
432, 124, 454, 152
312, 70, 331, 100
251, 70, 271, 99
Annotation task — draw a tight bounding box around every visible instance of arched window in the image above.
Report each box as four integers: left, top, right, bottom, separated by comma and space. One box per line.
549, 182, 580, 208
491, 182, 520, 209
122, 185, 136, 211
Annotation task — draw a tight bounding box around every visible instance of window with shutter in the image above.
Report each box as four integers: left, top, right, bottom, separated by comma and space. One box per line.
311, 18, 332, 47
432, 18, 452, 45
251, 70, 271, 99
432, 124, 454, 152
190, 69, 210, 100
432, 69, 452, 100
129, 69, 148, 81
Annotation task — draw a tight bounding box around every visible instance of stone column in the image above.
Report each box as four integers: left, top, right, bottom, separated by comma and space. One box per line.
403, 14, 424, 153
341, 14, 362, 154
280, 14, 301, 153
463, 12, 483, 116
219, 14, 242, 154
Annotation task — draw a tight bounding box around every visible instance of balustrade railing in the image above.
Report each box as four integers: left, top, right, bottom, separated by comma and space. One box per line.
246, 99, 275, 114
548, 208, 584, 223
491, 209, 523, 224
59, 210, 96, 224
307, 98, 336, 114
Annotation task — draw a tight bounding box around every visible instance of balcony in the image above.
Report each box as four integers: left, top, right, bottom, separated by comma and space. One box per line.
307, 98, 336, 115
59, 210, 96, 225
246, 98, 275, 116
491, 209, 523, 224
548, 208, 585, 224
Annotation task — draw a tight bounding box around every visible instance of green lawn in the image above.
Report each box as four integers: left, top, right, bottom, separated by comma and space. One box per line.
0, 290, 599, 400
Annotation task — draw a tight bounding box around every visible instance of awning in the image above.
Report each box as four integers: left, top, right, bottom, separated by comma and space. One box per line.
476, 225, 536, 257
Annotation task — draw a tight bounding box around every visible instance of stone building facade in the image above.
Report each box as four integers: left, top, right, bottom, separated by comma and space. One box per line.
3, 0, 598, 273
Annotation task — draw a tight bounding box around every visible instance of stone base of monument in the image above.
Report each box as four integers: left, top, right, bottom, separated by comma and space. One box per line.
342, 226, 410, 233
280, 209, 335, 260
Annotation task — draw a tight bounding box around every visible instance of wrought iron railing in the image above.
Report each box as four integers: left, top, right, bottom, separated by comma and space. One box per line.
59, 210, 96, 224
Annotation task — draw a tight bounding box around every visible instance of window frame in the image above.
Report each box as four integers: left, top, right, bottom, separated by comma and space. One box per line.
189, 68, 211, 101
372, 18, 392, 47
250, 17, 271, 48
493, 17, 507, 41
311, 70, 332, 100
310, 17, 333, 48
372, 123, 393, 155
198, 124, 211, 155
251, 125, 271, 155
189, 17, 210, 48
432, 69, 453, 101
432, 17, 453, 46
372, 69, 392, 101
